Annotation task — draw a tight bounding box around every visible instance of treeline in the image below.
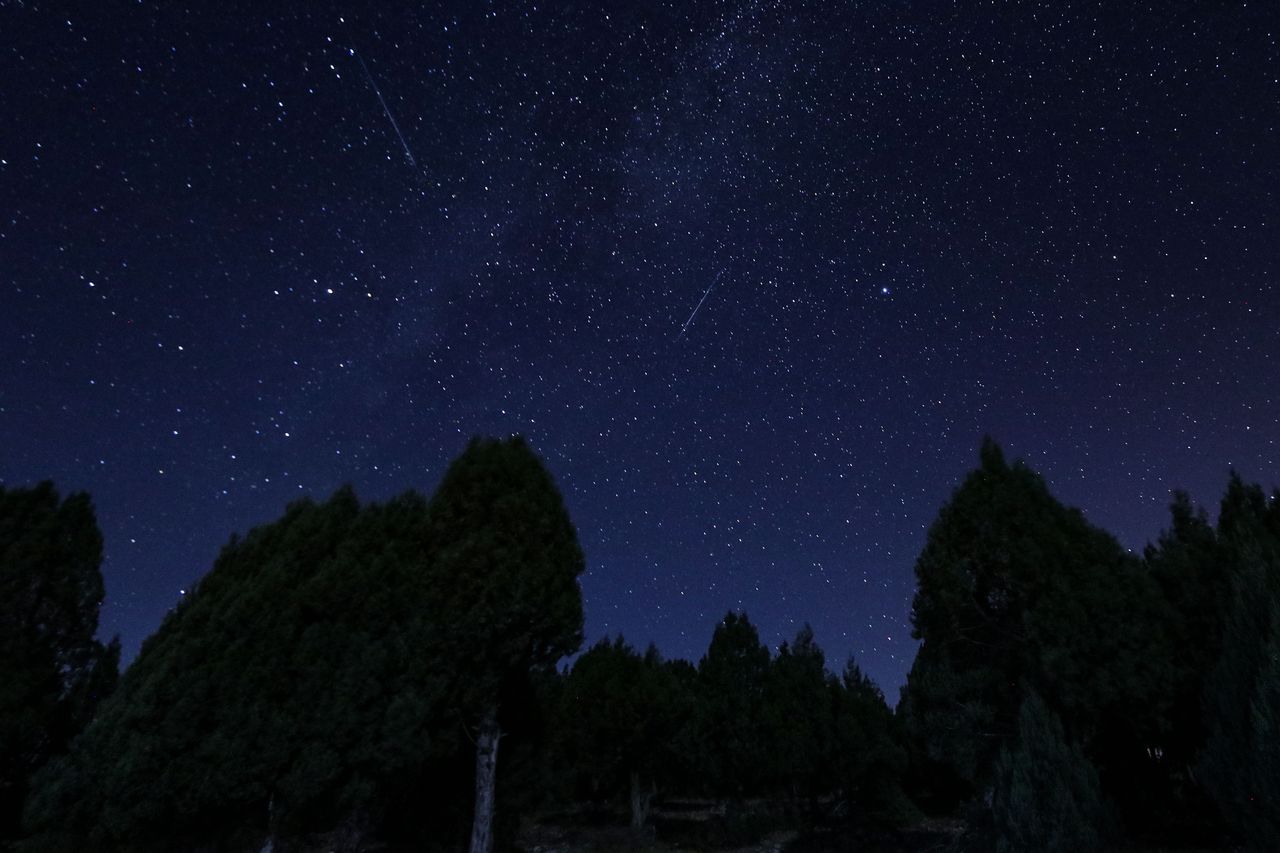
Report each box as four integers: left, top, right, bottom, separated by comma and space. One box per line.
1, 437, 1278, 852
543, 616, 905, 831
4, 437, 585, 853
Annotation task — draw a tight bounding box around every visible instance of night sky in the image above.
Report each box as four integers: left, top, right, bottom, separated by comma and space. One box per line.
4, 1, 1277, 699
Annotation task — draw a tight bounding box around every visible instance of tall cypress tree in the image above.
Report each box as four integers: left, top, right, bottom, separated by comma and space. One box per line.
0, 482, 118, 844
423, 436, 585, 853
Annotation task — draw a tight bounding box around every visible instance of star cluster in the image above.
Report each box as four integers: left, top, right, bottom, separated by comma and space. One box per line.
3, 1, 1277, 697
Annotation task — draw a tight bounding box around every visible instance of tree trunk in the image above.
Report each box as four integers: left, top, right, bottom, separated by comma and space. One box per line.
629, 770, 654, 829
469, 706, 502, 853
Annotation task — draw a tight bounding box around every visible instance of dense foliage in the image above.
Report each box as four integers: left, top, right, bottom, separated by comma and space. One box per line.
22, 489, 459, 851
6, 436, 1278, 852
901, 439, 1168, 805
1197, 476, 1280, 851
992, 692, 1106, 853
904, 440, 1279, 850
20, 438, 584, 853
0, 483, 118, 847
421, 436, 586, 853
546, 618, 907, 829
554, 638, 686, 827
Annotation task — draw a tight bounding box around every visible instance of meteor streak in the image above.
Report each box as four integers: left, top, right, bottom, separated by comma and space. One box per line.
675, 270, 725, 341
352, 49, 417, 169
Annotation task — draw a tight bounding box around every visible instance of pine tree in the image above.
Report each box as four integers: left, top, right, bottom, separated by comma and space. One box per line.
831, 659, 908, 822
1143, 493, 1225, 769
0, 482, 117, 844
992, 692, 1106, 853
696, 612, 771, 799
423, 436, 585, 853
1199, 475, 1280, 851
559, 637, 683, 828
659, 657, 702, 796
764, 625, 834, 806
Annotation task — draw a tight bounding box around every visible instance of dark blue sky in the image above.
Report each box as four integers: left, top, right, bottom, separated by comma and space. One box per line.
3, 1, 1277, 698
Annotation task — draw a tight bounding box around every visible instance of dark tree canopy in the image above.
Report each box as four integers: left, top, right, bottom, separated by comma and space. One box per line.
1197, 475, 1280, 851
902, 439, 1168, 800
420, 436, 585, 853
901, 442, 1280, 848
22, 488, 468, 851
557, 637, 685, 827
23, 438, 587, 853
423, 435, 586, 704
992, 692, 1106, 853
1143, 492, 1227, 770
544, 617, 909, 823
695, 611, 772, 798
16, 436, 1280, 852
764, 625, 834, 802
832, 659, 908, 821
0, 482, 117, 844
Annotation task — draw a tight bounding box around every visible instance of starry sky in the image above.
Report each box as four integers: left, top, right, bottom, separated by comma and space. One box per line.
3, 1, 1277, 699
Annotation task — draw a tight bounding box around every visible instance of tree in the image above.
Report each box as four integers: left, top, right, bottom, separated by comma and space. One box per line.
22, 488, 469, 852
695, 612, 771, 799
1137, 490, 1231, 824
1144, 494, 1223, 746
831, 660, 908, 822
763, 625, 834, 807
902, 438, 1168, 803
24, 438, 583, 853
0, 482, 117, 844
423, 436, 585, 853
658, 657, 702, 796
1198, 476, 1280, 851
992, 692, 1106, 853
559, 637, 683, 828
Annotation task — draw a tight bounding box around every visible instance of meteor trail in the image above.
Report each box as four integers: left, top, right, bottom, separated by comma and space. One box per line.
352, 49, 417, 168
675, 270, 725, 341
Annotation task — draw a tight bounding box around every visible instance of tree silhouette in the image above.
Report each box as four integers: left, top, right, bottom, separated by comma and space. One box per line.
832, 659, 907, 821
695, 611, 771, 799
902, 438, 1167, 805
1198, 475, 1280, 851
559, 637, 685, 827
0, 482, 117, 845
22, 488, 469, 851
423, 436, 585, 853
764, 625, 834, 806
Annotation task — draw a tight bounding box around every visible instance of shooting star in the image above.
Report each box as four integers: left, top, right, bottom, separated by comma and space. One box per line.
351, 48, 417, 169
675, 270, 725, 341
